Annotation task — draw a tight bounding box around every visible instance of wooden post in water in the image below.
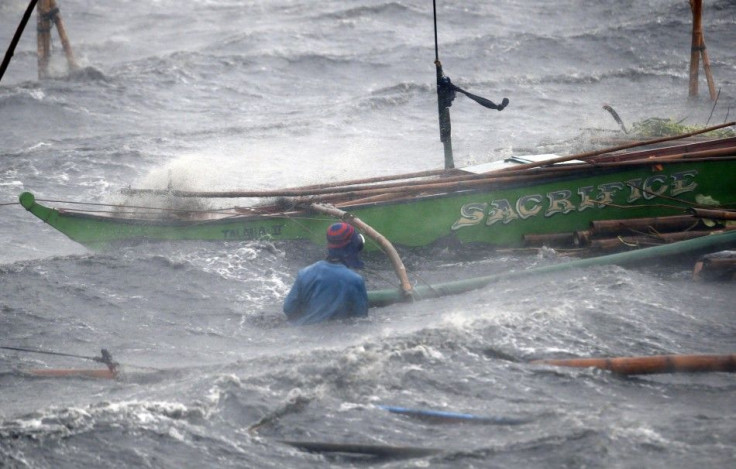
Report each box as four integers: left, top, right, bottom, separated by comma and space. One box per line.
688, 0, 716, 100
36, 0, 77, 79
36, 0, 51, 79
48, 0, 78, 70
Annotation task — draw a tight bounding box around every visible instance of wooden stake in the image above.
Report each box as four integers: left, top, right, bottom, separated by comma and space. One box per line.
689, 0, 717, 99
36, 0, 51, 79
699, 33, 717, 100
36, 0, 77, 79
47, 0, 78, 71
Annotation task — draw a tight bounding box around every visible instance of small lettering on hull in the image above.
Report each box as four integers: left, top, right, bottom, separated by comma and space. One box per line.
222, 223, 284, 240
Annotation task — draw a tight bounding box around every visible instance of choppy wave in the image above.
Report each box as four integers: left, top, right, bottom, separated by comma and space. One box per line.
2, 0, 736, 467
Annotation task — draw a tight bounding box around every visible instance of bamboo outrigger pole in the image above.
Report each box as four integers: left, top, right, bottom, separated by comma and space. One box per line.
1, 345, 119, 378
532, 354, 736, 375
309, 203, 414, 298
688, 0, 716, 100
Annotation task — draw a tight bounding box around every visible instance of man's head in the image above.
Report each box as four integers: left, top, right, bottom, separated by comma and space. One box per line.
326, 222, 364, 269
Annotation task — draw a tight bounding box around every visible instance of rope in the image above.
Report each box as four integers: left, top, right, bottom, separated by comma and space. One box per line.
1, 345, 99, 361
27, 197, 352, 221
36, 198, 267, 214
0, 345, 117, 372
0, 345, 161, 373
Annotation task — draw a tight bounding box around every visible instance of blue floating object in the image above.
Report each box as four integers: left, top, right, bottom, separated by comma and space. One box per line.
378, 405, 529, 425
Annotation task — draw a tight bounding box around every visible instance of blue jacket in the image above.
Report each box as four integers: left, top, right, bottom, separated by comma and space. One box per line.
283, 260, 369, 325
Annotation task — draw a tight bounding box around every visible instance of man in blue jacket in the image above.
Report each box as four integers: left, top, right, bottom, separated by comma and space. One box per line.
283, 222, 369, 325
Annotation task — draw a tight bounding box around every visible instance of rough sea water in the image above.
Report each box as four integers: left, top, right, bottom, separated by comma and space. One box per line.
1, 0, 736, 467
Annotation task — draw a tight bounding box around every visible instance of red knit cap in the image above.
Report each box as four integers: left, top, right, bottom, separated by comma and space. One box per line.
326, 222, 355, 249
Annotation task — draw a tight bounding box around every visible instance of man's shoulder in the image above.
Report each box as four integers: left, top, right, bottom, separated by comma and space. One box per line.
301, 260, 363, 280
300, 259, 331, 273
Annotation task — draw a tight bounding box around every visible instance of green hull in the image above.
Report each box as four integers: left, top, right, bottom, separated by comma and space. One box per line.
19, 158, 736, 250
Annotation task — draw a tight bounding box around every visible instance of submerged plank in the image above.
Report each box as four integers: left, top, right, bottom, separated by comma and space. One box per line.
280, 440, 440, 458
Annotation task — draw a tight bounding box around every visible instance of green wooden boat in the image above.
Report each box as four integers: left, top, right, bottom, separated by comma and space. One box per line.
18, 135, 736, 251
9, 1, 736, 255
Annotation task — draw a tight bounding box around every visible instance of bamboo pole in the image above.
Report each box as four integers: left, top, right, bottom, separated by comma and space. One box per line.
119, 127, 736, 204
369, 228, 736, 306
122, 152, 736, 204
492, 121, 736, 173
689, 0, 716, 100
589, 215, 701, 236
47, 0, 78, 71
28, 368, 118, 379
582, 135, 736, 163
586, 229, 724, 251
688, 0, 703, 97
309, 203, 414, 298
692, 254, 736, 281
36, 0, 51, 79
532, 354, 736, 375
650, 145, 736, 161
689, 207, 736, 221
522, 232, 575, 248
119, 149, 736, 203
293, 168, 455, 192
698, 30, 717, 100
36, 0, 77, 78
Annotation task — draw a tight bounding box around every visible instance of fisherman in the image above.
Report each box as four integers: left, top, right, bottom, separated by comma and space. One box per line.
283, 222, 369, 325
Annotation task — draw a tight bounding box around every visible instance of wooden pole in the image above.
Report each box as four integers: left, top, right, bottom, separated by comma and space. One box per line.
688, 0, 716, 100
588, 215, 700, 236
699, 34, 717, 100
36, 0, 78, 78
309, 203, 414, 298
692, 253, 736, 281
522, 232, 575, 248
36, 0, 51, 79
532, 354, 736, 375
688, 0, 703, 97
47, 0, 78, 71
28, 368, 118, 379
586, 229, 727, 251
689, 207, 736, 221
493, 121, 736, 173
121, 130, 736, 201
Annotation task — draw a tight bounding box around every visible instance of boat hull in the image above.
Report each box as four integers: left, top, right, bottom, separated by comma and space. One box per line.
19, 158, 736, 250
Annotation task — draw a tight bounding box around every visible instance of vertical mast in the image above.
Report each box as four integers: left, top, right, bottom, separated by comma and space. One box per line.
432, 1, 508, 170
433, 0, 455, 169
